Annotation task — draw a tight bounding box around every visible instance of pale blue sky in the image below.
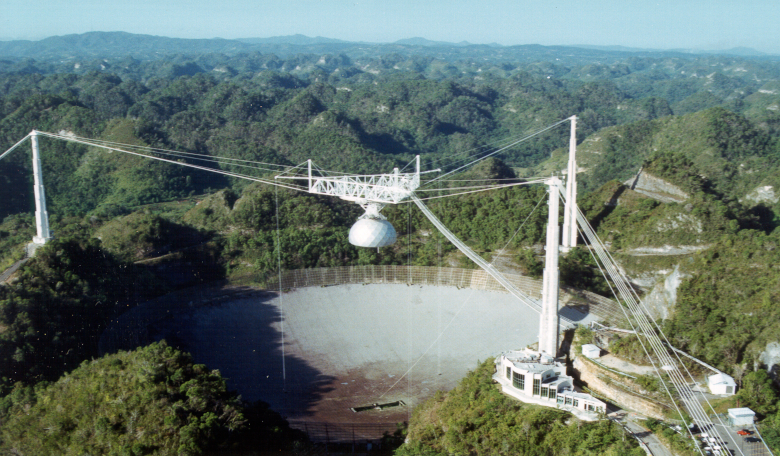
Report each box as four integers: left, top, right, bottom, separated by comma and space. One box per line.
3, 0, 779, 53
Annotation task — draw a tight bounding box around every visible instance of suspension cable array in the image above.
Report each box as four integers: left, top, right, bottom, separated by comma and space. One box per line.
567, 188, 740, 456
411, 193, 577, 328
422, 118, 570, 187
34, 131, 311, 192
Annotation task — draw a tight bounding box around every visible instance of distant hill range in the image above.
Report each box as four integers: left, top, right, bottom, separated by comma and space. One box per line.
0, 31, 775, 63
392, 37, 501, 48
572, 44, 769, 57
236, 34, 351, 45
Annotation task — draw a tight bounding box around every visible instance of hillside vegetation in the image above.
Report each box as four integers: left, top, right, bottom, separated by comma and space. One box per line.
396, 360, 644, 456
577, 107, 780, 197
0, 341, 310, 455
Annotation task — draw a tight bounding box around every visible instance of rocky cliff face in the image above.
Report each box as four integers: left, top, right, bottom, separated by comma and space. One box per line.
742, 185, 779, 206
624, 170, 689, 203
572, 356, 669, 420
760, 342, 780, 379
640, 265, 686, 320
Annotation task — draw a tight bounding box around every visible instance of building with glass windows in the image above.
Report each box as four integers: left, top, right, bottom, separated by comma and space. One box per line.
493, 348, 606, 421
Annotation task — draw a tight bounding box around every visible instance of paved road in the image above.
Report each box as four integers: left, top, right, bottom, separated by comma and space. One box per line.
610, 412, 674, 456
0, 258, 28, 283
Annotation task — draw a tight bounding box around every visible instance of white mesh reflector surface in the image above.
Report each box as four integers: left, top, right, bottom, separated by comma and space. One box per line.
348, 218, 397, 247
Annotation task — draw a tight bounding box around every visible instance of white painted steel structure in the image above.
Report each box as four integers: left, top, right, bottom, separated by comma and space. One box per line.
30, 131, 52, 245
306, 157, 421, 206
539, 176, 562, 355
561, 116, 578, 251
412, 193, 575, 329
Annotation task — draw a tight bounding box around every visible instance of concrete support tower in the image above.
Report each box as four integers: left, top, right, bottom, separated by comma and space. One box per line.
539, 177, 561, 356
30, 130, 52, 245
561, 116, 577, 251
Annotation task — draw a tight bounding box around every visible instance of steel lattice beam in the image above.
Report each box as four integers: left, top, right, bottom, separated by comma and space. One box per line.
307, 157, 420, 204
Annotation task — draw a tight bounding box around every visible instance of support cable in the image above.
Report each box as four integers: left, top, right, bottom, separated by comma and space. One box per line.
47, 134, 291, 168
568, 237, 628, 324
570, 203, 691, 416
399, 155, 421, 173
0, 134, 31, 162
275, 185, 286, 392
574, 217, 706, 452
429, 177, 548, 182
423, 118, 569, 187
579, 228, 713, 451
408, 179, 547, 202
274, 161, 309, 179
380, 190, 550, 398
38, 132, 308, 192
71, 134, 355, 182
437, 179, 442, 383
127, 149, 292, 174
53, 134, 309, 179
575, 222, 697, 439
379, 288, 478, 399
416, 183, 523, 192
424, 122, 568, 169
490, 191, 546, 267
567, 189, 736, 454
411, 194, 580, 326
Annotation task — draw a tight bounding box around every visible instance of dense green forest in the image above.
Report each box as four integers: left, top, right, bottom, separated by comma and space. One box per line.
0, 341, 312, 455
3, 33, 780, 453
396, 360, 644, 456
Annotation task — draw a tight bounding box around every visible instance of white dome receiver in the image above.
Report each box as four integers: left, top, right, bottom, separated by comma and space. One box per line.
348, 202, 397, 248
349, 218, 397, 247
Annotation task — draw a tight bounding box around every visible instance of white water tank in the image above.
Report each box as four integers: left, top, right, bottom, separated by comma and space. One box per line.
349, 218, 397, 248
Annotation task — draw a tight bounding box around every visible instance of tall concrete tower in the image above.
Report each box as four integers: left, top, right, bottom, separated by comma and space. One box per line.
539, 176, 561, 356
30, 130, 52, 246
562, 116, 577, 251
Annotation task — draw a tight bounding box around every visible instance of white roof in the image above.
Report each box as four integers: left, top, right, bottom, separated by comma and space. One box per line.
708, 373, 736, 386
728, 407, 755, 417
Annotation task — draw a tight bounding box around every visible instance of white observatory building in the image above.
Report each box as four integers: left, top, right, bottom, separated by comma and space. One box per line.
494, 348, 605, 419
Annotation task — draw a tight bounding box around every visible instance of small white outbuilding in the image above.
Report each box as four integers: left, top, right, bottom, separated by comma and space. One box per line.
728, 408, 755, 427
707, 372, 737, 395
582, 344, 601, 358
